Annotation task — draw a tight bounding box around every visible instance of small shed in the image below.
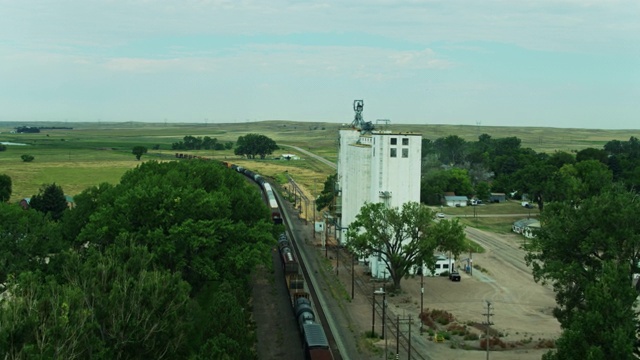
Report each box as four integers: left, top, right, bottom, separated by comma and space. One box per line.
444, 195, 468, 207
490, 192, 506, 203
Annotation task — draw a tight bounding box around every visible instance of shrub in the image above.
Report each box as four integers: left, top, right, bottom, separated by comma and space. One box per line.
464, 333, 479, 341
21, 154, 34, 162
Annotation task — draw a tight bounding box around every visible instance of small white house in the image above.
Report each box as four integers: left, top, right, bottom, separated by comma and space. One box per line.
444, 195, 468, 207
421, 255, 455, 276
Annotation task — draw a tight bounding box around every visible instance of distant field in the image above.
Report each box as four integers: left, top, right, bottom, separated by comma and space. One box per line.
2, 120, 639, 203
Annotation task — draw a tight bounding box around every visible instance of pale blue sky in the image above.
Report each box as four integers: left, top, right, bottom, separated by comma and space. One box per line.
1, 0, 638, 129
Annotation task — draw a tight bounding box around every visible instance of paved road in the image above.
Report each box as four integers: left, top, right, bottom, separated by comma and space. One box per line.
280, 144, 337, 169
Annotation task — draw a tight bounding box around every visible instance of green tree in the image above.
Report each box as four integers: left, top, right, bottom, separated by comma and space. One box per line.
234, 133, 278, 159
315, 174, 337, 211
132, 145, 148, 160
0, 202, 64, 285
420, 168, 474, 205
346, 202, 466, 290
526, 186, 640, 359
0, 174, 11, 202
30, 183, 68, 221
434, 135, 467, 165
474, 181, 491, 201
21, 154, 34, 162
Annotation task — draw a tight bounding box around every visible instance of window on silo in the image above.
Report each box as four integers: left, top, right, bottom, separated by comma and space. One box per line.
390, 148, 397, 157
402, 148, 409, 158
402, 138, 409, 145
390, 138, 397, 145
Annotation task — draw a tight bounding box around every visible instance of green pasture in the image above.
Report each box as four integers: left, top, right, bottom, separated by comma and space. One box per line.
457, 216, 527, 235
2, 120, 640, 204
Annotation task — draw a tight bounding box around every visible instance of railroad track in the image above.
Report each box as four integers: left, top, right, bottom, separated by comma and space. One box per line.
276, 189, 344, 360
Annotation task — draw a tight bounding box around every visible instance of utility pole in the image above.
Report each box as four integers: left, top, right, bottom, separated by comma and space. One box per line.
336, 244, 339, 276
469, 250, 473, 276
420, 266, 424, 333
483, 301, 494, 360
351, 252, 355, 299
407, 315, 412, 360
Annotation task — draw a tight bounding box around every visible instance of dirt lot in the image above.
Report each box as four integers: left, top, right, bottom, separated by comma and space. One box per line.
325, 225, 562, 360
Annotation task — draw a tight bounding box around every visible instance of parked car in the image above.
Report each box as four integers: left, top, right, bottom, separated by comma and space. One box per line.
436, 213, 445, 218
449, 270, 461, 281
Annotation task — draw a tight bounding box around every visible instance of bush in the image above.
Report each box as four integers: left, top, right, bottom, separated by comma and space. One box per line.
21, 154, 34, 162
464, 333, 479, 340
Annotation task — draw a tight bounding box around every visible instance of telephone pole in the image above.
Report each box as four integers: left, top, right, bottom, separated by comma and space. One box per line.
483, 301, 494, 360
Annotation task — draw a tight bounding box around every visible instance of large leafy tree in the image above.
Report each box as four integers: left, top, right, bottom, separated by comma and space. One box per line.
346, 201, 466, 290
234, 133, 278, 159
0, 174, 11, 202
29, 183, 68, 221
526, 185, 640, 359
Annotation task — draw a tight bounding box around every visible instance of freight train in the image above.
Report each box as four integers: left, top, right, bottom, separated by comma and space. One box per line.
229, 164, 283, 225
175, 154, 334, 359
278, 232, 334, 360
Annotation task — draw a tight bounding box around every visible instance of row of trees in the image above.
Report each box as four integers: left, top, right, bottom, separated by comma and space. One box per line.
421, 135, 640, 210
0, 160, 276, 358
171, 135, 233, 151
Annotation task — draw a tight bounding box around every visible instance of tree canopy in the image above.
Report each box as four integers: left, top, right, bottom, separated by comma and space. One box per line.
0, 159, 276, 358
526, 185, 640, 359
234, 133, 278, 159
346, 201, 466, 290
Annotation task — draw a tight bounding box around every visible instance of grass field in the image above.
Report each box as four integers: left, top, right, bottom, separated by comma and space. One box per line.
2, 120, 639, 204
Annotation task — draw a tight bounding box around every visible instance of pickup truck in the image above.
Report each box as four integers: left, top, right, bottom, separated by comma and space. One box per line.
449, 270, 461, 282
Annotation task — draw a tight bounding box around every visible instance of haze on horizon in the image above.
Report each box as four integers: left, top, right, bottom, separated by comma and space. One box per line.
1, 1, 639, 130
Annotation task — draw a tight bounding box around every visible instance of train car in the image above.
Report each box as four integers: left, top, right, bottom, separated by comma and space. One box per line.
294, 297, 316, 334
302, 323, 333, 360
263, 183, 283, 224
281, 247, 299, 274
